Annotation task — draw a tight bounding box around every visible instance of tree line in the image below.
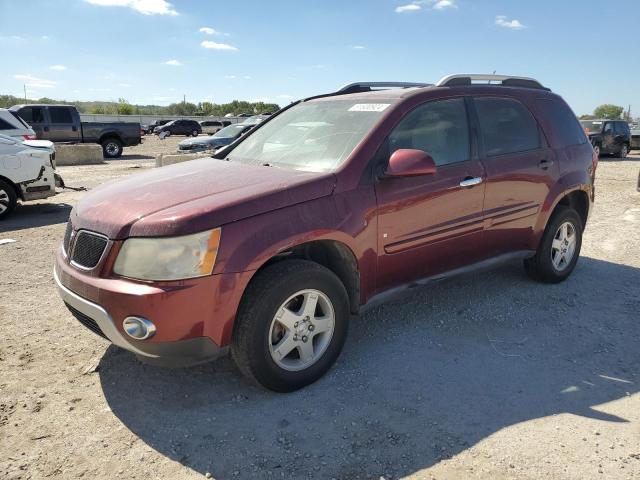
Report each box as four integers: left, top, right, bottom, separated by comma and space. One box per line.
0, 94, 281, 117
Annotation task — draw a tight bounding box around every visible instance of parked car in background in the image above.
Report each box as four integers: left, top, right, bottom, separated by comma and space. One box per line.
630, 122, 640, 150
141, 124, 151, 135
55, 74, 596, 392
0, 108, 37, 141
178, 123, 254, 152
148, 119, 170, 133
580, 119, 631, 158
239, 115, 270, 125
0, 134, 61, 219
199, 119, 231, 135
155, 119, 202, 137
10, 104, 141, 158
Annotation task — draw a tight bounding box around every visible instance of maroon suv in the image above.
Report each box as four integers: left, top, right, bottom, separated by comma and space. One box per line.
55, 74, 597, 391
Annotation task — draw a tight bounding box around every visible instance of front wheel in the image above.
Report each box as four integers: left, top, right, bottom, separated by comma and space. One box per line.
101, 138, 123, 158
232, 260, 350, 392
191, 130, 199, 137
593, 144, 600, 158
0, 179, 18, 220
524, 206, 583, 283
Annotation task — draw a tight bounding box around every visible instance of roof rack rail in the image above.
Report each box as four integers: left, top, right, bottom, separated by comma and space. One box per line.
435, 74, 550, 91
337, 82, 432, 94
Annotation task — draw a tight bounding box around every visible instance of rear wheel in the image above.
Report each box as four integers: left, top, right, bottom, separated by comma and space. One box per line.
232, 260, 350, 392
101, 138, 123, 158
619, 144, 629, 159
0, 179, 18, 220
524, 206, 583, 283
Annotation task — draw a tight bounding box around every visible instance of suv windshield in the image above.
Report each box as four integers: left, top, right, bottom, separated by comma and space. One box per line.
580, 120, 604, 133
227, 99, 393, 172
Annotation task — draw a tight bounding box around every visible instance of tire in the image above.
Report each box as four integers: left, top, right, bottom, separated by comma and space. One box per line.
524, 206, 583, 283
593, 144, 600, 158
192, 130, 199, 137
231, 259, 350, 392
0, 179, 18, 220
619, 144, 629, 159
101, 138, 123, 158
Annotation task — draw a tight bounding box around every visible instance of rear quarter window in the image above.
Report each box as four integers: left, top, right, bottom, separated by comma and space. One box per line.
535, 98, 587, 148
0, 118, 15, 130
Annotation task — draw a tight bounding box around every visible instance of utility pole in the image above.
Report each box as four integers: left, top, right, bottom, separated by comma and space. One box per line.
23, 84, 27, 101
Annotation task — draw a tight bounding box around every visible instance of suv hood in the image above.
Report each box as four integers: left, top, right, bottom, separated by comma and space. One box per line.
71, 158, 336, 239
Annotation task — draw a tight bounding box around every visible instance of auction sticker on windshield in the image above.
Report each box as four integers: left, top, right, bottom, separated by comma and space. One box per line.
348, 104, 391, 112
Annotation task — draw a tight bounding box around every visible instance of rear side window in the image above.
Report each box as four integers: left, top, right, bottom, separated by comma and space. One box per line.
9, 111, 31, 129
388, 98, 470, 166
49, 107, 73, 124
474, 97, 540, 156
18, 107, 46, 124
0, 118, 15, 130
615, 122, 630, 135
535, 98, 587, 148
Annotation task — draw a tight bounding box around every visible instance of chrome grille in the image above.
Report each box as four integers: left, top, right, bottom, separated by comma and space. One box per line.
71, 231, 108, 269
63, 221, 73, 255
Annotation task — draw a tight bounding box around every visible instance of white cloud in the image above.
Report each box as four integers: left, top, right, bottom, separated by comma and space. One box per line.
199, 27, 228, 36
395, 1, 457, 13
395, 3, 421, 13
118, 83, 131, 87
165, 59, 182, 66
201, 40, 238, 51
495, 15, 526, 29
243, 75, 252, 80
225, 75, 237, 79
83, 0, 178, 16
351, 45, 366, 50
50, 65, 67, 71
433, 0, 456, 9
13, 74, 56, 88
225, 74, 252, 80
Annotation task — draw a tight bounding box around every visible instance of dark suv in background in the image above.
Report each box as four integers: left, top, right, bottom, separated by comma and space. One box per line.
155, 119, 201, 137
580, 119, 631, 158
55, 74, 596, 391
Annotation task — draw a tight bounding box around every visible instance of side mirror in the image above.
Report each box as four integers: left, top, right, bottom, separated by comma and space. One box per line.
386, 149, 437, 177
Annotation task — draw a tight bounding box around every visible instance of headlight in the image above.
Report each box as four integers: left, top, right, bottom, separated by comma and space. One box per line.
113, 228, 221, 281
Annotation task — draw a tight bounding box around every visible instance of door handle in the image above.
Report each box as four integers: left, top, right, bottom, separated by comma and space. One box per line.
539, 159, 554, 169
43, 126, 49, 132
459, 177, 483, 187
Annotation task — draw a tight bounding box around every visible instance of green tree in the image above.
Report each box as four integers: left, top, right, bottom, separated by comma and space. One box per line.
117, 98, 134, 115
593, 104, 623, 120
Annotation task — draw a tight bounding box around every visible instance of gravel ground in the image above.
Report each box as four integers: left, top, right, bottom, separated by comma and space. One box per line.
0, 143, 639, 480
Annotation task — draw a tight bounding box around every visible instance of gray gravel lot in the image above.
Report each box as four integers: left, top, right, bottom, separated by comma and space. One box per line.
1, 140, 639, 480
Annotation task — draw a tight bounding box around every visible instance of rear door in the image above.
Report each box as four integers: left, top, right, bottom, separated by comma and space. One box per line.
601, 122, 616, 153
47, 107, 80, 142
472, 96, 559, 255
374, 97, 487, 292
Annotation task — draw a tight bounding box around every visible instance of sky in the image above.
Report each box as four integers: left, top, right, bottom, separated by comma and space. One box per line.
1, 0, 639, 116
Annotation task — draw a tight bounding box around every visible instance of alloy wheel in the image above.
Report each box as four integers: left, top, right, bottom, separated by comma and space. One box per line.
268, 289, 335, 371
551, 221, 577, 271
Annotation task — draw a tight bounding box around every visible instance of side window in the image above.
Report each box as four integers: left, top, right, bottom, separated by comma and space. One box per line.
49, 107, 73, 124
388, 98, 470, 166
0, 118, 15, 130
474, 97, 540, 156
18, 107, 46, 124
535, 98, 587, 148
603, 122, 614, 134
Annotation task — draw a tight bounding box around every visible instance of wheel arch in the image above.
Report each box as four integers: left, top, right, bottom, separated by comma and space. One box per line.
245, 239, 361, 315
98, 133, 124, 145
0, 175, 23, 201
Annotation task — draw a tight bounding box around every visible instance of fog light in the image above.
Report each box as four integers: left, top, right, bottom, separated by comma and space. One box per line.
123, 317, 156, 340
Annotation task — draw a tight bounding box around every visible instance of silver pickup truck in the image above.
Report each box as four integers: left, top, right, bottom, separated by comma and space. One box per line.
630, 122, 640, 150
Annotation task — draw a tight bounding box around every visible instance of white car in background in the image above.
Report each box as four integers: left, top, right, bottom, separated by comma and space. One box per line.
0, 108, 37, 141
0, 134, 61, 220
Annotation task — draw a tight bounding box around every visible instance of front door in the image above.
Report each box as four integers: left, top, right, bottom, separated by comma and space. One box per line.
472, 96, 559, 255
374, 97, 486, 293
